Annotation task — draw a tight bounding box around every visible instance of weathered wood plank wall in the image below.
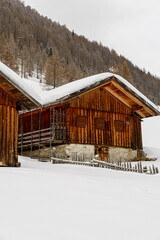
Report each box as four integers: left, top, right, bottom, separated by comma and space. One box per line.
18, 86, 143, 155
0, 87, 18, 166
65, 87, 142, 149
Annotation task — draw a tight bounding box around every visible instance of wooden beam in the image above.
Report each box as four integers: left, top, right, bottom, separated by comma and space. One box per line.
110, 80, 156, 117
103, 85, 132, 109
103, 84, 149, 118
132, 105, 143, 111
0, 84, 18, 101
0, 83, 30, 110
0, 75, 41, 109
136, 110, 146, 118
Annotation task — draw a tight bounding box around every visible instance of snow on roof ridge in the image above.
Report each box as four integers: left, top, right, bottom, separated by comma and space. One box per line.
38, 72, 159, 112
0, 61, 159, 113
41, 72, 113, 105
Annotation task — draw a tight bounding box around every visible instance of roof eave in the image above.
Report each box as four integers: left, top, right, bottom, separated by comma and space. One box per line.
113, 76, 160, 117
0, 70, 42, 109
41, 75, 160, 117
43, 77, 112, 107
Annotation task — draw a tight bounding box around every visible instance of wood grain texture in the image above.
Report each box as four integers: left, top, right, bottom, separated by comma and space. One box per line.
19, 85, 143, 156
0, 88, 18, 166
66, 87, 142, 149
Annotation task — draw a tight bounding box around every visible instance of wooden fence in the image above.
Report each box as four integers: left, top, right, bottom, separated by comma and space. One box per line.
52, 154, 159, 175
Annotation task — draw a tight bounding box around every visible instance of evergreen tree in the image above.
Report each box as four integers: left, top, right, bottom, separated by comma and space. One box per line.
2, 41, 18, 72
45, 49, 66, 87
120, 60, 133, 84
0, 0, 160, 104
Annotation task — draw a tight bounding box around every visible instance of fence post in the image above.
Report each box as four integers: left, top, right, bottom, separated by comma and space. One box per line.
38, 109, 42, 161
20, 114, 23, 156
30, 110, 33, 158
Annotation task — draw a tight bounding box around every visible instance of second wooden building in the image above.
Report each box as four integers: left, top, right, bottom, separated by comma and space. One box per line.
18, 73, 160, 161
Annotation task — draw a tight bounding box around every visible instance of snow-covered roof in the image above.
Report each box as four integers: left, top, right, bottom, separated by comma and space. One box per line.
26, 73, 116, 106
26, 72, 159, 116
0, 61, 159, 116
0, 62, 41, 109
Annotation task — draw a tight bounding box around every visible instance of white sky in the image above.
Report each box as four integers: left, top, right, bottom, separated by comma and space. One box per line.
24, 0, 160, 78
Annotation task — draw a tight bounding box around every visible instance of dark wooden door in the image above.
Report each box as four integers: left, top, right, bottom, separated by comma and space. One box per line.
95, 146, 108, 161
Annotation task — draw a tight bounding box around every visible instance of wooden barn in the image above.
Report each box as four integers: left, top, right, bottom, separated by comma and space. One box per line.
0, 62, 41, 166
18, 73, 160, 162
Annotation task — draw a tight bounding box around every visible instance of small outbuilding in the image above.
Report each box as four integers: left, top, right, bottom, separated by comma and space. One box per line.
0, 62, 41, 166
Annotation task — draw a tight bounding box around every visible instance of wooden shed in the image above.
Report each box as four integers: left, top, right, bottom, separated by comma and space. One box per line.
18, 73, 160, 161
0, 62, 40, 166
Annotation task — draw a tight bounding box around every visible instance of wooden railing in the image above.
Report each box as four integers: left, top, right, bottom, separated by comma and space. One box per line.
18, 107, 67, 151
18, 126, 67, 148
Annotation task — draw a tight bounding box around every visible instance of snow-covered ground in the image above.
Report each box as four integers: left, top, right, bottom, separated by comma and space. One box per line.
0, 117, 160, 240
0, 154, 160, 240
142, 116, 160, 149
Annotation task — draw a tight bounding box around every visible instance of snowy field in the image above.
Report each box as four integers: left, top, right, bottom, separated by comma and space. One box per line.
0, 117, 160, 240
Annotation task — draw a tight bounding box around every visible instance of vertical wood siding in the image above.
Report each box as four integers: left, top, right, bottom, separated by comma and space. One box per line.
66, 87, 142, 149
0, 88, 18, 166
19, 86, 143, 151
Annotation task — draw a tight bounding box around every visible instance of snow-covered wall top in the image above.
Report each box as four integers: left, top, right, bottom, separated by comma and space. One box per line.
0, 61, 159, 115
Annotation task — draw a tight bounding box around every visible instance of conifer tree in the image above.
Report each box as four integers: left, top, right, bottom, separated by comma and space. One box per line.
2, 42, 18, 72
45, 49, 66, 87
0, 0, 160, 104
120, 60, 133, 84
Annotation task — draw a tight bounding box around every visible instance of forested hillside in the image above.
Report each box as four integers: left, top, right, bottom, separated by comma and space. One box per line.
1, 0, 160, 104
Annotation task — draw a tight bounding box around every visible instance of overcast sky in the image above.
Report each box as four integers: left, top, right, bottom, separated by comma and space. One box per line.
24, 0, 160, 78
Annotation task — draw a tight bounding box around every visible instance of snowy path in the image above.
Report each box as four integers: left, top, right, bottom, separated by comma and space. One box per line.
0, 154, 160, 240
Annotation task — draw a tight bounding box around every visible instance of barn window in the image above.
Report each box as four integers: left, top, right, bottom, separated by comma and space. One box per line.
114, 120, 124, 132
95, 118, 105, 130
76, 116, 86, 128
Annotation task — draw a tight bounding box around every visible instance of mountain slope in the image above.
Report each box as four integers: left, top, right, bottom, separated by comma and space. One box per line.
0, 0, 160, 104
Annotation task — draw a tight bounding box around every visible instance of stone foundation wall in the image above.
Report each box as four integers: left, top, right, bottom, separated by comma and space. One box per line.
53, 144, 94, 160
22, 144, 140, 162
108, 147, 137, 162
54, 144, 138, 162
